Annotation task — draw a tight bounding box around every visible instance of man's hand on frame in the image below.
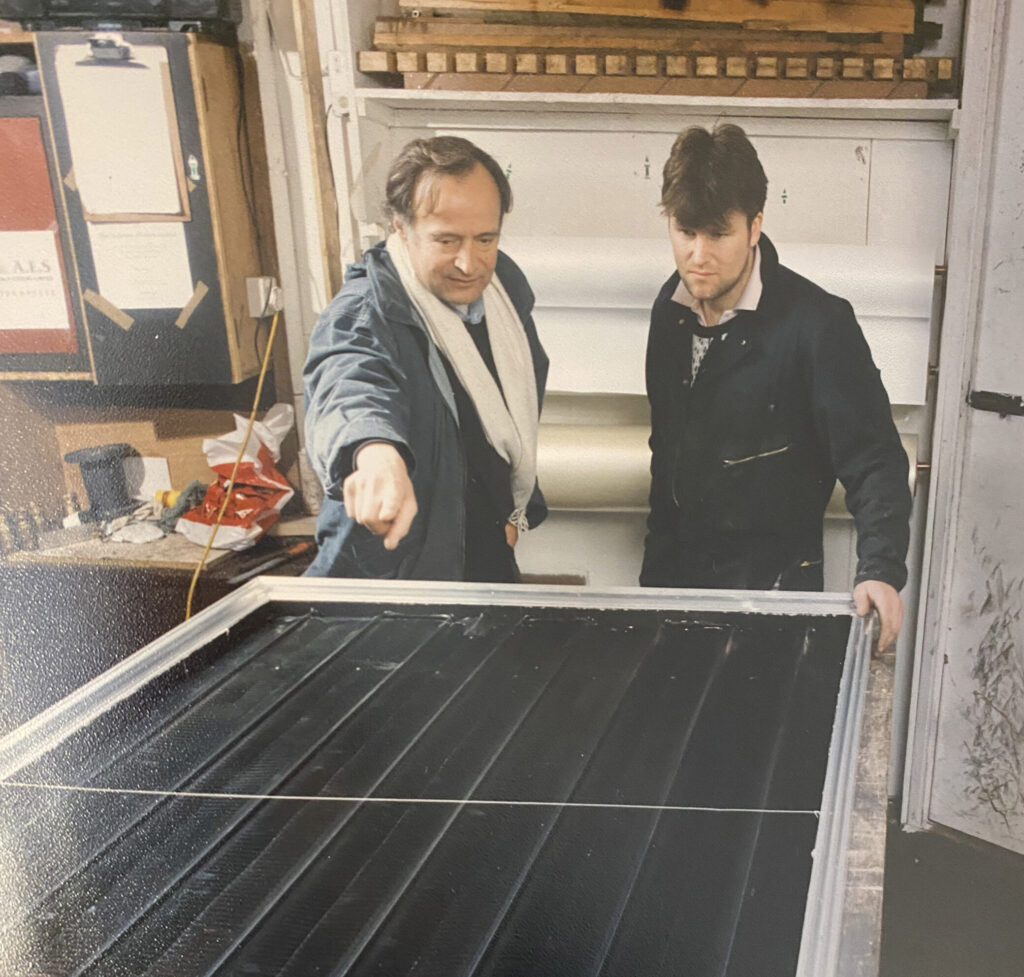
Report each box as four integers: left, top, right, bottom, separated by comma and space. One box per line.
343, 442, 418, 550
852, 579, 903, 655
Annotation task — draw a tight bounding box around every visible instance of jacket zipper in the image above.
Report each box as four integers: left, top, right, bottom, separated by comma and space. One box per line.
722, 444, 792, 467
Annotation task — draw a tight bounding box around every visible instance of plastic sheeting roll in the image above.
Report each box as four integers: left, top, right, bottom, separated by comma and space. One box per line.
503, 236, 935, 315
538, 424, 650, 510
503, 236, 935, 405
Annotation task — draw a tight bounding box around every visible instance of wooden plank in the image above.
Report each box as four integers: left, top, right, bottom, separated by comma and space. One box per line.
635, 54, 659, 76
581, 75, 665, 94
375, 18, 907, 56
190, 37, 286, 383
506, 73, 589, 92
888, 79, 929, 98
872, 57, 895, 80
734, 78, 821, 97
813, 79, 899, 98
455, 51, 481, 71
902, 57, 928, 80
397, 0, 917, 34
357, 50, 396, 74
545, 52, 570, 74
405, 71, 514, 91
396, 50, 423, 72
515, 51, 539, 73
484, 51, 509, 72
786, 56, 810, 78
696, 56, 720, 77
665, 55, 690, 76
726, 56, 748, 77
843, 57, 866, 79
393, 55, 952, 98
660, 76, 745, 96
426, 50, 453, 72
604, 54, 630, 75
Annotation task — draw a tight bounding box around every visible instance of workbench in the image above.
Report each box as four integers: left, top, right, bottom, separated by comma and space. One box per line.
0, 522, 316, 732
0, 580, 891, 976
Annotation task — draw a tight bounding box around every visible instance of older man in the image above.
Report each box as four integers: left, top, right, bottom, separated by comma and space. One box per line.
303, 136, 547, 581
641, 124, 911, 651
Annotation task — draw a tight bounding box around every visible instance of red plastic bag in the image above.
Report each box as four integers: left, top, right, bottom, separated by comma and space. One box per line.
177, 404, 294, 551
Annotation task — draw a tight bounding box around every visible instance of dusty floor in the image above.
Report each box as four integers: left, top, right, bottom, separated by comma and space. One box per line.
879, 805, 1024, 977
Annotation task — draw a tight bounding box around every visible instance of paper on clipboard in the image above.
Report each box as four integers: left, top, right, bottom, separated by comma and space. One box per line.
55, 42, 185, 218
0, 229, 73, 331
88, 222, 194, 310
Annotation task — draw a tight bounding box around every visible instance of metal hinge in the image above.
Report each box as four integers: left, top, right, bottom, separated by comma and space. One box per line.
967, 389, 1024, 417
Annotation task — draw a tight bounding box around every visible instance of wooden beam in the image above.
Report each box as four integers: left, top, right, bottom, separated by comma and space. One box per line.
294, 0, 342, 299
454, 51, 481, 72
665, 55, 690, 77
374, 17, 907, 56
604, 54, 630, 75
515, 52, 539, 73
545, 53, 570, 74
372, 47, 955, 98
425, 50, 452, 72
484, 51, 509, 73
357, 50, 395, 74
396, 0, 917, 35
395, 50, 422, 73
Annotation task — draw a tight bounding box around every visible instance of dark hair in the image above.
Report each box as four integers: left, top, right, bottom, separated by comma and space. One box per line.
384, 136, 512, 225
661, 124, 767, 231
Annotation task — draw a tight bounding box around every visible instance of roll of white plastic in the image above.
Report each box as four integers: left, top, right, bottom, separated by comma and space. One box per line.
503, 236, 935, 405
537, 424, 650, 511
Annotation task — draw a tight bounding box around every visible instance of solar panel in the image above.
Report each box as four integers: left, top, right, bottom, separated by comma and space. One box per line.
0, 582, 882, 977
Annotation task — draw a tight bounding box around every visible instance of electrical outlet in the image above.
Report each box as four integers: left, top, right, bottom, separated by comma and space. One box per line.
246, 276, 282, 317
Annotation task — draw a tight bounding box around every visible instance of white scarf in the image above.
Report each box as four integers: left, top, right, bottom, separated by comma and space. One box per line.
386, 233, 539, 530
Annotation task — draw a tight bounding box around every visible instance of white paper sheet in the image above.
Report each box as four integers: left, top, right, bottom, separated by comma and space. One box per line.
55, 42, 184, 217
88, 222, 193, 310
0, 229, 72, 331
123, 456, 172, 502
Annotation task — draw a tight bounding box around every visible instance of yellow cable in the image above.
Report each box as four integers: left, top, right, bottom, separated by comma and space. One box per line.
185, 308, 281, 620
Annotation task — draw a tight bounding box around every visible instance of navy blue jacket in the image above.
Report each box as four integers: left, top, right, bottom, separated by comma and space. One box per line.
303, 242, 548, 579
640, 235, 911, 592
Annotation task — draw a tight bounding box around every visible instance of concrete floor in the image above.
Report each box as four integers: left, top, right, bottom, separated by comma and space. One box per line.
879, 806, 1024, 977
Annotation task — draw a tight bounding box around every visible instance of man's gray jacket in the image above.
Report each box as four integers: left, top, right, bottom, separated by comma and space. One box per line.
641, 234, 911, 592
303, 242, 548, 579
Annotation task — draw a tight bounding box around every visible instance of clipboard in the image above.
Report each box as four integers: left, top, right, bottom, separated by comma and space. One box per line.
54, 37, 191, 223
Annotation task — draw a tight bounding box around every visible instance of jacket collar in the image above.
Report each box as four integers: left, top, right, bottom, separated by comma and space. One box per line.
354, 241, 423, 330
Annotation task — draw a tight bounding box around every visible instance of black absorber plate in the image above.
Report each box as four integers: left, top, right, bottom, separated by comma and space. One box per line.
0, 602, 850, 977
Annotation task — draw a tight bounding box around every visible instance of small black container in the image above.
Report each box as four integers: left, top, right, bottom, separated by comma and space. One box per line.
64, 443, 137, 522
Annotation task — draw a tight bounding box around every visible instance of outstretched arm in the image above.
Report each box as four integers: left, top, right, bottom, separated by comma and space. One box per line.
343, 442, 418, 550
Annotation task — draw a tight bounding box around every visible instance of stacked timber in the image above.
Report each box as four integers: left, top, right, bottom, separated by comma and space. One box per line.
357, 0, 955, 98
